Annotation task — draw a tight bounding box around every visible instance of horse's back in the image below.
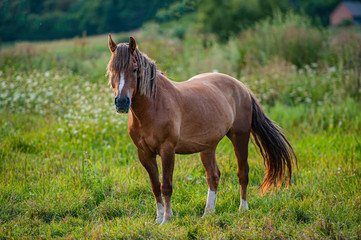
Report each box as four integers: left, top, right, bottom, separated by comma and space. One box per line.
186, 73, 252, 121
171, 73, 252, 153
187, 72, 249, 96
188, 73, 252, 131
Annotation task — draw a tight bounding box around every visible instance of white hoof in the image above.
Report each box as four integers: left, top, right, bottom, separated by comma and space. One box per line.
239, 199, 249, 211
156, 202, 164, 224
160, 215, 172, 225
202, 208, 215, 218
202, 188, 217, 218
156, 215, 163, 224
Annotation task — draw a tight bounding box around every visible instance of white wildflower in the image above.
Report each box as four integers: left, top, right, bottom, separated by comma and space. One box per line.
328, 66, 336, 73
13, 92, 20, 101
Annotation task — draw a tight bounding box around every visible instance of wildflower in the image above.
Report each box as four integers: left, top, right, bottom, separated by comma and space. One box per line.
45, 72, 50, 77
13, 92, 20, 101
328, 66, 336, 73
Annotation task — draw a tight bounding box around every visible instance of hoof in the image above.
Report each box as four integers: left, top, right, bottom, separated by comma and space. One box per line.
239, 200, 249, 211
160, 218, 170, 225
202, 209, 214, 218
160, 214, 173, 225
156, 215, 163, 224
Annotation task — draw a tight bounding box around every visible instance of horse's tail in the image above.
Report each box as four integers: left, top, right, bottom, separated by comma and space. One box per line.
250, 94, 297, 194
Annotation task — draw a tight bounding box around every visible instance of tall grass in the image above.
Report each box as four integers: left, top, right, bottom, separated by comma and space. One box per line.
138, 12, 361, 104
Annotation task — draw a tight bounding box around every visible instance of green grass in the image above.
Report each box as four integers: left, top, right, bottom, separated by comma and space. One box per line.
0, 29, 360, 238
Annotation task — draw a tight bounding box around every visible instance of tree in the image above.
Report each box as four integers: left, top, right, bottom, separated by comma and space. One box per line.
197, 0, 290, 41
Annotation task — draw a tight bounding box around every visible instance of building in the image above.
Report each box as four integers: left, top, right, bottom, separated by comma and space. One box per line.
330, 1, 361, 26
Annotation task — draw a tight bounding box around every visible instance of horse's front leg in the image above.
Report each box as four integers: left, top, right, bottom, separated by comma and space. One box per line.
159, 145, 175, 224
137, 149, 164, 224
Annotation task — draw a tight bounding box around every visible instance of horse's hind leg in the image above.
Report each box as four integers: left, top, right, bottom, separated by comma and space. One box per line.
227, 129, 250, 210
200, 146, 221, 217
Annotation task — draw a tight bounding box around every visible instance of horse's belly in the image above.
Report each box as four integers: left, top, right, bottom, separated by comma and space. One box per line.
175, 122, 230, 154
174, 138, 219, 154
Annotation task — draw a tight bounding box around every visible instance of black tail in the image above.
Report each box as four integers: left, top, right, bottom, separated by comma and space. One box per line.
250, 94, 297, 193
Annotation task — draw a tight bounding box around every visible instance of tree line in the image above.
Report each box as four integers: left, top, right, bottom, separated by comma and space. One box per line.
0, 0, 176, 41
1, 0, 359, 42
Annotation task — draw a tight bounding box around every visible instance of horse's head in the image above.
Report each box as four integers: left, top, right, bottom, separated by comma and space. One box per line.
107, 35, 138, 113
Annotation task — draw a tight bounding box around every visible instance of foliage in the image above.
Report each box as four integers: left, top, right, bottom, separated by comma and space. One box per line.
155, 0, 197, 23
197, 0, 290, 41
291, 0, 341, 26
0, 0, 176, 41
196, 0, 361, 40
237, 12, 324, 68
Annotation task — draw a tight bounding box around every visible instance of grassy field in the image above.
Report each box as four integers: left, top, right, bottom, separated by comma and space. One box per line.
0, 24, 361, 239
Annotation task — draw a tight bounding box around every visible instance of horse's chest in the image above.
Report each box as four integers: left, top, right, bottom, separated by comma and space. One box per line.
128, 123, 159, 153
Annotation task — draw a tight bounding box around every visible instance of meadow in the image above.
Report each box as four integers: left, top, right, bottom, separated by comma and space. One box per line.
0, 15, 361, 239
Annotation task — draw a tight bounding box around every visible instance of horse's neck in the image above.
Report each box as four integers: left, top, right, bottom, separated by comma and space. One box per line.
130, 73, 175, 121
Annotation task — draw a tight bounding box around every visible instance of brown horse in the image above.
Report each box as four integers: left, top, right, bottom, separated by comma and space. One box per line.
106, 35, 297, 225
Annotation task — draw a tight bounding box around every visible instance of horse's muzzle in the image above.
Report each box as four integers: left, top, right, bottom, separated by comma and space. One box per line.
115, 96, 130, 113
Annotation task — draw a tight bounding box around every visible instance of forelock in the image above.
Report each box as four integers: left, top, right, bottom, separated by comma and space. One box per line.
106, 44, 132, 77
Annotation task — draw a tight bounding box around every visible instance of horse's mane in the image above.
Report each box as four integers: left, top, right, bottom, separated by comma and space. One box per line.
106, 44, 157, 98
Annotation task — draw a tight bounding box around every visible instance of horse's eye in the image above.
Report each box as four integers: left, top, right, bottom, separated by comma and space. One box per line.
132, 69, 137, 73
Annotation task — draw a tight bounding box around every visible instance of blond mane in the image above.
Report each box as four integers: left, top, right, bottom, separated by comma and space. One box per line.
106, 44, 157, 97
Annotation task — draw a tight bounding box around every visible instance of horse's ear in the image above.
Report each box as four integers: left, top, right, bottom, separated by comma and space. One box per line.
129, 37, 136, 55
108, 34, 117, 53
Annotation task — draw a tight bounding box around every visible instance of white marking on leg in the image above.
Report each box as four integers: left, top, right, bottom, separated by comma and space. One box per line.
240, 199, 249, 210
161, 201, 173, 225
118, 73, 125, 94
156, 202, 164, 224
202, 188, 217, 218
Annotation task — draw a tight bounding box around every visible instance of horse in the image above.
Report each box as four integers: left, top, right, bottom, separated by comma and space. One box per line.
106, 35, 297, 225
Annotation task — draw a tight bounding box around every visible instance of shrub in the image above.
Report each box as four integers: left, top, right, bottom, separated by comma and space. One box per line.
239, 12, 324, 67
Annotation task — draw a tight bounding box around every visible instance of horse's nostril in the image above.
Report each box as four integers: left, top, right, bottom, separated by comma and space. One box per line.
114, 96, 130, 106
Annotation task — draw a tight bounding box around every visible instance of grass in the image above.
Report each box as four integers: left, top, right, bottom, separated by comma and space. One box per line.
0, 25, 361, 238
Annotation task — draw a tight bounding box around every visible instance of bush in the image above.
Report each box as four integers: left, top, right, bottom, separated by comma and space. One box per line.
239, 12, 324, 67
